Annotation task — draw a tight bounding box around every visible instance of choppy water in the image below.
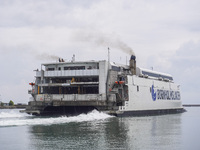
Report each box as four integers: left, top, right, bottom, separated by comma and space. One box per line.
0, 107, 200, 150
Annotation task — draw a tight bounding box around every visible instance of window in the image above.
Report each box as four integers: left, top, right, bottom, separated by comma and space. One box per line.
64, 66, 85, 70
137, 86, 139, 92
48, 68, 55, 71
111, 66, 120, 71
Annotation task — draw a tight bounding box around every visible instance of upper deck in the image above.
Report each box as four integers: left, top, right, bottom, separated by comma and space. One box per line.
136, 67, 173, 82
36, 60, 102, 77
36, 69, 99, 77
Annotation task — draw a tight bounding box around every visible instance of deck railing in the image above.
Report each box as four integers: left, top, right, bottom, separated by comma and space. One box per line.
36, 69, 99, 77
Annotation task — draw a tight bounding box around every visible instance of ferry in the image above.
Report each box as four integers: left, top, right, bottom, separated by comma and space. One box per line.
24, 53, 184, 116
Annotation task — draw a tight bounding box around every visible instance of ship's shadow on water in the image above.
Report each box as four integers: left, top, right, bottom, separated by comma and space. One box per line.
28, 113, 183, 150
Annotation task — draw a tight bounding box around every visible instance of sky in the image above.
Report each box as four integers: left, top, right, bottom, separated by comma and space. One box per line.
0, 0, 200, 104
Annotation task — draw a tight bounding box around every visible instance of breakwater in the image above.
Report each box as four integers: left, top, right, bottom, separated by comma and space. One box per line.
0, 105, 27, 109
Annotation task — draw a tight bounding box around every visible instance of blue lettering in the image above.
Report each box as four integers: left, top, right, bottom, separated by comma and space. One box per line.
152, 85, 180, 101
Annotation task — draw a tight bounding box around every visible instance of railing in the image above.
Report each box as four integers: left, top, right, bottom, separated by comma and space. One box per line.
36, 69, 99, 77
35, 94, 105, 101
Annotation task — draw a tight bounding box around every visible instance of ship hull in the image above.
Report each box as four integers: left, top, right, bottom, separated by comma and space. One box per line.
23, 101, 185, 116
111, 108, 186, 117
26, 106, 96, 116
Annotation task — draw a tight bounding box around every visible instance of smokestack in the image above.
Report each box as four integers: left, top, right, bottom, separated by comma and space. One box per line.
130, 54, 136, 75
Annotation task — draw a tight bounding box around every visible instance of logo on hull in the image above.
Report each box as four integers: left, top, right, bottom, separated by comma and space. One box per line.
151, 84, 181, 101
151, 85, 156, 101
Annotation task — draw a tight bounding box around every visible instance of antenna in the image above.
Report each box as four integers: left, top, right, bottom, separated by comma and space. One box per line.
108, 47, 110, 69
108, 47, 110, 63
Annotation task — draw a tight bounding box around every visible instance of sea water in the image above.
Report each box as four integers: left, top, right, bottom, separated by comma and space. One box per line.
0, 107, 200, 150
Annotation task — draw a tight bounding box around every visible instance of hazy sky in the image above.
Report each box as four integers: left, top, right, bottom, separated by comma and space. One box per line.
0, 0, 200, 104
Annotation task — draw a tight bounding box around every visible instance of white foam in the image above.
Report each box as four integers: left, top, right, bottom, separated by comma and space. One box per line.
0, 109, 30, 118
0, 110, 113, 127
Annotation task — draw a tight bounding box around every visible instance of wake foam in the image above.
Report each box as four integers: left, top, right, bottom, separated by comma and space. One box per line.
0, 109, 30, 118
0, 110, 113, 127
